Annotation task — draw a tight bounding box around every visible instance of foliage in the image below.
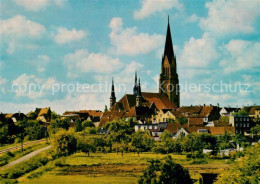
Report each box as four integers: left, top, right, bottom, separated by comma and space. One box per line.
214, 143, 260, 184
131, 130, 154, 155
51, 111, 61, 120
74, 120, 83, 132
24, 120, 46, 140
52, 130, 77, 156
83, 127, 97, 134
233, 109, 249, 116
251, 124, 260, 136
104, 105, 108, 112
176, 117, 188, 125
82, 120, 95, 128
77, 137, 96, 156
181, 133, 217, 154
219, 116, 229, 123
50, 119, 70, 134
138, 156, 192, 184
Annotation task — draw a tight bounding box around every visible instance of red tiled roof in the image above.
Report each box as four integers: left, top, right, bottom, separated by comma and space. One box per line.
188, 118, 204, 126
185, 126, 235, 135
99, 111, 125, 127
111, 92, 177, 113
243, 105, 260, 115
142, 92, 177, 110
79, 110, 103, 117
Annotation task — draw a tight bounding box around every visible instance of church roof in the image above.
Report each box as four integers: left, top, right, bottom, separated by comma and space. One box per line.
111, 92, 177, 112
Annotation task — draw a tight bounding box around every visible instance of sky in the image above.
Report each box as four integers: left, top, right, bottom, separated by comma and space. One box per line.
0, 0, 259, 114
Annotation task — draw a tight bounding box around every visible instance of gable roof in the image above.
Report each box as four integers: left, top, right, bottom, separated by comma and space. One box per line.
243, 105, 260, 115
79, 110, 102, 117
38, 108, 50, 116
178, 105, 219, 118
185, 126, 235, 135
111, 92, 177, 113
188, 118, 204, 126
125, 106, 154, 117
99, 111, 125, 127
142, 92, 177, 110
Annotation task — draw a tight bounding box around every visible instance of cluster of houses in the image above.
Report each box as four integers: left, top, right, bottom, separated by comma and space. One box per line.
1, 104, 259, 141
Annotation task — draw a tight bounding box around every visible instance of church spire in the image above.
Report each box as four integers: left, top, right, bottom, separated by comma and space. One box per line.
137, 78, 142, 97
163, 15, 174, 63
110, 78, 116, 108
133, 71, 138, 95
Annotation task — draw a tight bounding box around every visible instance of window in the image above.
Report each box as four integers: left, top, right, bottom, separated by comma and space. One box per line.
163, 118, 165, 122
243, 123, 246, 127
247, 118, 249, 121
235, 123, 238, 127
240, 118, 242, 121
247, 123, 249, 127
236, 130, 239, 134
240, 123, 242, 127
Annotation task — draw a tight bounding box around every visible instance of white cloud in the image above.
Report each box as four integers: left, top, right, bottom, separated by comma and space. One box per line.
134, 0, 183, 20
28, 55, 50, 72
186, 14, 199, 23
0, 15, 46, 54
12, 73, 56, 99
0, 15, 46, 38
179, 33, 219, 68
0, 76, 7, 85
220, 40, 260, 73
64, 49, 124, 78
199, 0, 260, 36
15, 0, 66, 12
109, 17, 164, 56
53, 27, 87, 44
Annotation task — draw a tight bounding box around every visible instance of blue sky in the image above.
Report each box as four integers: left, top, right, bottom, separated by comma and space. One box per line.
0, 0, 259, 113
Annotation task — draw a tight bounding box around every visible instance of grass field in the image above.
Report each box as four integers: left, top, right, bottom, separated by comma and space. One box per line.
17, 152, 232, 184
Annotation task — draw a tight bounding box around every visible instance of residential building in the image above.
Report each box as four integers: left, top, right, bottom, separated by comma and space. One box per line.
229, 115, 256, 135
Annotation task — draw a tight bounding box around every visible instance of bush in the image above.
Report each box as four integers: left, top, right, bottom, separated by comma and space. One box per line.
83, 127, 97, 134
52, 130, 77, 156
0, 179, 18, 184
82, 120, 95, 128
138, 156, 192, 184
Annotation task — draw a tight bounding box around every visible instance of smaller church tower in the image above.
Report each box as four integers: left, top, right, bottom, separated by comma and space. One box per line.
136, 78, 142, 107
110, 78, 116, 109
133, 71, 138, 95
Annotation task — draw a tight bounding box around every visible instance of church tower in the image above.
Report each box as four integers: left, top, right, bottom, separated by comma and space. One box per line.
159, 16, 180, 107
133, 71, 138, 95
110, 78, 116, 109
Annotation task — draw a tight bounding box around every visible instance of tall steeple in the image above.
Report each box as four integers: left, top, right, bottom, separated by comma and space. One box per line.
159, 16, 180, 107
133, 70, 138, 95
110, 78, 116, 108
136, 78, 142, 107
163, 15, 174, 64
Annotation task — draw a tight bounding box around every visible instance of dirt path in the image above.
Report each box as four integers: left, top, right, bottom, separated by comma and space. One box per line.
1, 145, 52, 170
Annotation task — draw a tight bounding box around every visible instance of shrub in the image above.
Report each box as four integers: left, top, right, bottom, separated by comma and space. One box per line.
83, 127, 97, 134
52, 130, 77, 156
138, 156, 192, 184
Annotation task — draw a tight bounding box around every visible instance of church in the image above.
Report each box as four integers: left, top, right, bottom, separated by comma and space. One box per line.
100, 18, 180, 126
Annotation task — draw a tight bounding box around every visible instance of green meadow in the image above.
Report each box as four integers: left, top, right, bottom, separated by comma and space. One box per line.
16, 152, 231, 184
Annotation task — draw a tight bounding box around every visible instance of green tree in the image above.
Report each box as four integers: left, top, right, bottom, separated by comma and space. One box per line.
138, 156, 192, 184
250, 124, 260, 138
74, 120, 83, 132
51, 111, 61, 120
82, 120, 95, 128
214, 143, 260, 184
0, 121, 9, 145
104, 105, 108, 112
25, 120, 46, 140
77, 137, 96, 156
53, 130, 77, 156
50, 119, 70, 134
16, 119, 27, 152
131, 130, 154, 155
219, 116, 229, 123
176, 117, 188, 125
233, 109, 249, 116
